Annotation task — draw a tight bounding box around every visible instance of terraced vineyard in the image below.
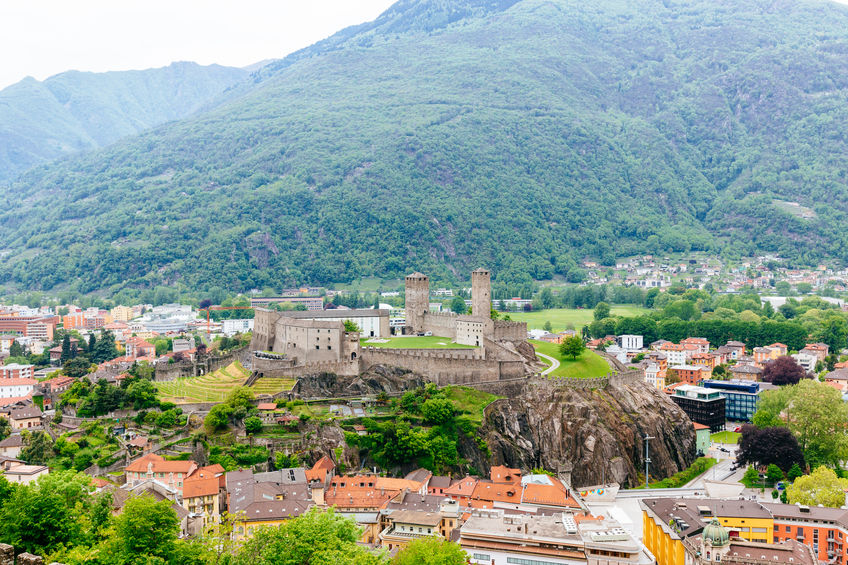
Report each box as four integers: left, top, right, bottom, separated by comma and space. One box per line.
155, 362, 249, 404
251, 378, 297, 397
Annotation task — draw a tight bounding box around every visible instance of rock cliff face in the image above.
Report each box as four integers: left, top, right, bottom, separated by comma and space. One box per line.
466, 377, 696, 488
292, 365, 428, 398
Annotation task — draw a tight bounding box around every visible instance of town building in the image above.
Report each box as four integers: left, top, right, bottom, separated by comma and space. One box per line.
693, 423, 711, 456
799, 343, 829, 362
728, 364, 763, 382
0, 364, 34, 380
249, 296, 324, 310
182, 464, 225, 528
124, 453, 198, 497
222, 318, 254, 336
0, 435, 23, 458
226, 467, 314, 540
669, 365, 710, 386
0, 405, 41, 430
682, 519, 816, 565
110, 305, 135, 322
722, 341, 746, 360
824, 368, 848, 392
791, 352, 818, 374
1, 461, 49, 485
701, 380, 773, 422
617, 335, 644, 352
680, 338, 710, 354
670, 385, 726, 432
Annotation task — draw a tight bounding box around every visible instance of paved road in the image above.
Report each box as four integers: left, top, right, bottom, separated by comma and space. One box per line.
536, 352, 560, 375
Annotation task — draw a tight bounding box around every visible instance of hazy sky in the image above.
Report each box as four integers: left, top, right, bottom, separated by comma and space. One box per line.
0, 0, 396, 89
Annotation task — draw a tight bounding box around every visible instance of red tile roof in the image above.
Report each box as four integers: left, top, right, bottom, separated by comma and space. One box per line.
124, 453, 197, 474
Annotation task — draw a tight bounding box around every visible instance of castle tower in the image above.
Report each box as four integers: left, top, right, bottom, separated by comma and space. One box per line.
471, 268, 491, 318
405, 272, 429, 333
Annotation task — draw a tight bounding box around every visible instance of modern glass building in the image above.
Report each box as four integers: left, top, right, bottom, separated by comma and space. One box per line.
671, 384, 726, 433
701, 379, 764, 422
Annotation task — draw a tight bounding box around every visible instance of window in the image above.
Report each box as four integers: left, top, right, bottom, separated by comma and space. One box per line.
472, 554, 491, 562
507, 559, 565, 565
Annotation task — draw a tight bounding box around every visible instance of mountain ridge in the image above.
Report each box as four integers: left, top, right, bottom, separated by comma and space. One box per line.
0, 61, 249, 182
2, 0, 848, 295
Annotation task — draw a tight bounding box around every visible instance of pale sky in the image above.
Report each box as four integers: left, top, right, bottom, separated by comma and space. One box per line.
0, 0, 396, 89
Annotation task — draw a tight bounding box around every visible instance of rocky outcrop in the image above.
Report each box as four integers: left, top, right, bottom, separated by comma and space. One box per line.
292, 365, 429, 398
466, 378, 695, 488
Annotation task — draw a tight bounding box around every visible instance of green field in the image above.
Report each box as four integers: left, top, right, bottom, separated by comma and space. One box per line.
710, 431, 741, 444
360, 336, 476, 349
529, 340, 611, 379
155, 362, 250, 403
508, 305, 651, 332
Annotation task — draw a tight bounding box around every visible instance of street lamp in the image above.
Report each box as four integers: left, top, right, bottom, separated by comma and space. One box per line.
645, 434, 655, 489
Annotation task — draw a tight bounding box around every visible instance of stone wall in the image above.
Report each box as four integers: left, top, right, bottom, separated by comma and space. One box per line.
154, 348, 243, 382
358, 347, 525, 385
493, 319, 528, 342
420, 311, 458, 339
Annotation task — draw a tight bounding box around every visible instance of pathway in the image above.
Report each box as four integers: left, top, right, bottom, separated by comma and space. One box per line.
536, 352, 560, 376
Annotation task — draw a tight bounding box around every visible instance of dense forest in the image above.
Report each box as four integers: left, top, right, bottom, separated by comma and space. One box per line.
3, 0, 848, 295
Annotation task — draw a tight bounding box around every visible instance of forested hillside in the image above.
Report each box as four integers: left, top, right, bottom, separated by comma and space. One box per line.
0, 62, 248, 181
3, 0, 848, 295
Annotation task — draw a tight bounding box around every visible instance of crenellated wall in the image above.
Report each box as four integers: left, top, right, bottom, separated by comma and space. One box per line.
358, 346, 523, 385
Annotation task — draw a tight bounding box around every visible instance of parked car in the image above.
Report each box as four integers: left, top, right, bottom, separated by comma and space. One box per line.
776, 481, 785, 490
734, 426, 741, 432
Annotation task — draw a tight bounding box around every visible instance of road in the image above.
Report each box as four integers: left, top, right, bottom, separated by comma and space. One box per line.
536, 352, 560, 376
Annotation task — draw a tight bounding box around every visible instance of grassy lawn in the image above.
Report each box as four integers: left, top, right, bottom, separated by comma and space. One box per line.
441, 386, 501, 425
711, 431, 741, 444
508, 305, 651, 331
529, 340, 611, 379
360, 336, 476, 349
155, 361, 249, 404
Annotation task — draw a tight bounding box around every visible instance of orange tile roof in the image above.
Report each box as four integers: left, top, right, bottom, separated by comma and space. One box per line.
490, 465, 522, 484
443, 476, 478, 496
257, 403, 278, 410
375, 477, 424, 492
471, 480, 520, 503
0, 393, 33, 406
521, 479, 579, 508
183, 473, 220, 498
305, 455, 335, 482
124, 453, 197, 474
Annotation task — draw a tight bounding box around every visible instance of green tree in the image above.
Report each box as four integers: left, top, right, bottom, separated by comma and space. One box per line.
87, 333, 97, 355
559, 335, 585, 360
786, 466, 848, 507
204, 404, 234, 434
766, 463, 785, 484
543, 320, 553, 333
232, 507, 385, 565
125, 379, 158, 410
787, 463, 804, 482
92, 330, 119, 364
742, 465, 760, 486
60, 334, 73, 363
113, 495, 180, 562
392, 536, 467, 565
63, 356, 92, 378
343, 319, 361, 333
8, 340, 23, 358
244, 416, 263, 434
784, 380, 848, 466
20, 430, 55, 465
0, 471, 98, 555
449, 297, 466, 315
594, 302, 611, 321
0, 417, 10, 442
421, 398, 455, 425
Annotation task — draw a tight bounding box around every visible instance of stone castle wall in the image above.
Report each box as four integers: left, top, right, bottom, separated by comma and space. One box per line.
420, 311, 458, 338
493, 319, 528, 342
359, 346, 523, 385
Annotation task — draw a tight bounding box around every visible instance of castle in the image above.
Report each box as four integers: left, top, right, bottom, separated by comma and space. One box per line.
249, 269, 531, 386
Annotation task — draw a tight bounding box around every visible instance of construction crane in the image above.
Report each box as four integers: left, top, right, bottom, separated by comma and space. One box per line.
198, 306, 253, 334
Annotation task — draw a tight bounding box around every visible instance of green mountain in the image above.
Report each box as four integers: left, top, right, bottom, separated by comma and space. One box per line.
0, 62, 248, 181
3, 0, 848, 296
